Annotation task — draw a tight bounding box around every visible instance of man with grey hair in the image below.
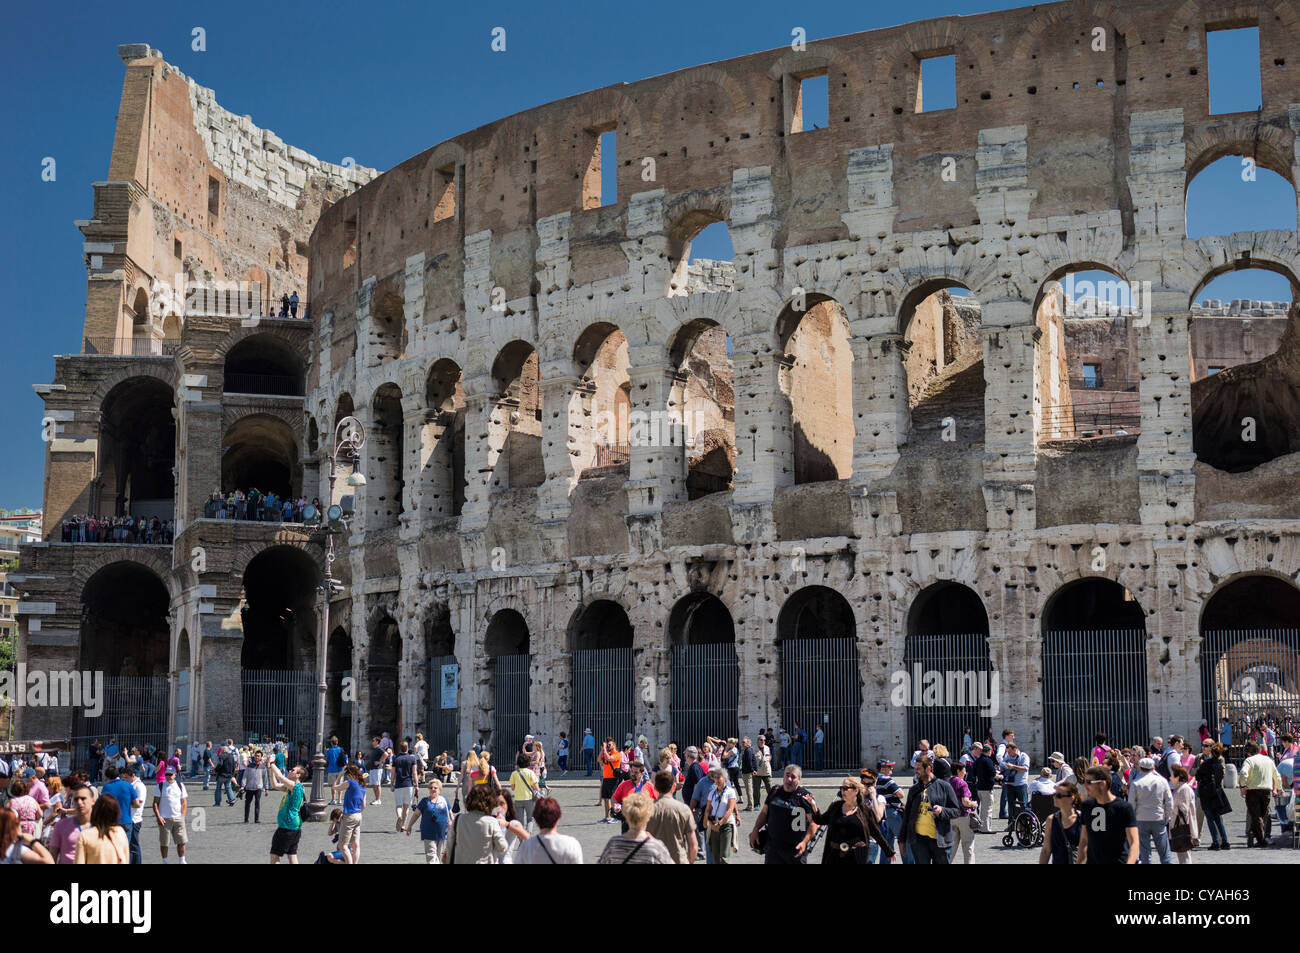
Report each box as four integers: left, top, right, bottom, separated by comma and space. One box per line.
1129, 756, 1173, 864
749, 763, 818, 864
680, 746, 708, 808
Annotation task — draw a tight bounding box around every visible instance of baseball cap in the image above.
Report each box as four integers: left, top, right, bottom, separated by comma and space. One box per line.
1138, 757, 1155, 770
876, 758, 895, 768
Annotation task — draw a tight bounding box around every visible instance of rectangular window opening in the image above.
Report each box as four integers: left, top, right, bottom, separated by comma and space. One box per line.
207, 176, 220, 216
791, 72, 828, 133
433, 164, 457, 223
174, 238, 182, 259
342, 215, 358, 270
1082, 364, 1100, 388
916, 53, 957, 113
581, 124, 617, 210
1206, 26, 1261, 114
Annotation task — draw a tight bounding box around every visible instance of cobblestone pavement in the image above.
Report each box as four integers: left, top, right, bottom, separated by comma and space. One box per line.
139, 773, 1295, 864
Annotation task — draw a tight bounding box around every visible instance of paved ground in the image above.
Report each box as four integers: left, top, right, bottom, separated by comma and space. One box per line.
136, 772, 1296, 864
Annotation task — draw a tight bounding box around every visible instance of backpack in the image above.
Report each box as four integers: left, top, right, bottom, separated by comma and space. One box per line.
1155, 752, 1172, 780
220, 750, 236, 775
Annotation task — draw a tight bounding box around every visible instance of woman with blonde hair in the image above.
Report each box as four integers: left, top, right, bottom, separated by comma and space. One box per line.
812, 778, 893, 865
597, 792, 672, 864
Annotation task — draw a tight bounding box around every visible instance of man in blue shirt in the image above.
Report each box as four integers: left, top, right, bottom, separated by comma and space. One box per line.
582, 729, 596, 776
326, 736, 346, 804
100, 765, 141, 851
1220, 719, 1233, 747
998, 742, 1030, 825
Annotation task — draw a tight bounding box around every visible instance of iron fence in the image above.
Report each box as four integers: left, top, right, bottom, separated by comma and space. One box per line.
1041, 392, 1141, 440
491, 654, 532, 758
1200, 629, 1300, 748
82, 337, 179, 357
241, 669, 316, 747
69, 675, 170, 773
571, 646, 636, 756
779, 636, 862, 770
902, 632, 992, 758
425, 655, 460, 758
669, 642, 738, 751
1042, 629, 1149, 762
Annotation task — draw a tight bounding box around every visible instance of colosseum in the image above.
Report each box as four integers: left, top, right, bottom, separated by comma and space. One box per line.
15, 0, 1300, 772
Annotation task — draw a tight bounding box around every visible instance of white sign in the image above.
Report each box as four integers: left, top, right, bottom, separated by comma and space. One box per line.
440, 663, 459, 710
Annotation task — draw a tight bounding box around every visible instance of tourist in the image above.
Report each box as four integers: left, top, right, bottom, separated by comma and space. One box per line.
813, 724, 826, 771
750, 764, 818, 864
947, 760, 979, 863
1129, 756, 1173, 863
413, 733, 429, 773
995, 729, 1016, 818
267, 763, 306, 864
367, 736, 388, 805
968, 743, 997, 833
289, 290, 299, 317
857, 769, 890, 862
555, 732, 569, 776
153, 765, 188, 864
778, 726, 791, 769
404, 777, 451, 863
1078, 766, 1138, 864
514, 796, 582, 864
444, 785, 507, 864
751, 734, 773, 808
702, 767, 738, 864
813, 777, 893, 865
508, 752, 541, 829
1239, 740, 1282, 848
646, 769, 697, 863
492, 788, 530, 863
73, 796, 129, 865
721, 738, 743, 808
6, 779, 40, 838
241, 750, 268, 823
1168, 765, 1199, 864
1028, 766, 1057, 798
331, 763, 367, 863
325, 736, 346, 804
1038, 780, 1083, 864
390, 740, 420, 833
902, 755, 961, 865
598, 738, 621, 822
581, 728, 595, 775
48, 783, 94, 864
1047, 752, 1073, 783
597, 792, 672, 864
999, 742, 1030, 822
213, 742, 237, 806
873, 758, 906, 862
910, 738, 932, 767
1195, 741, 1231, 851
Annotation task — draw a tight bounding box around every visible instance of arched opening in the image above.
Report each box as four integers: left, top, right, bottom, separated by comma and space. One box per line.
669, 210, 735, 296
223, 334, 305, 396
325, 625, 353, 753
424, 606, 458, 757
483, 609, 531, 754
568, 600, 635, 751
368, 285, 405, 367
1200, 575, 1300, 758
174, 629, 191, 753
574, 324, 631, 478
98, 377, 176, 520
1186, 154, 1297, 239
240, 546, 318, 746
77, 562, 170, 754
491, 341, 544, 491
667, 592, 738, 749
368, 383, 405, 530
1190, 269, 1297, 472
776, 585, 861, 769
220, 414, 300, 505
421, 360, 466, 519
668, 320, 734, 499
900, 283, 985, 448
161, 314, 182, 341
775, 296, 854, 484
367, 615, 401, 741
903, 582, 993, 755
1042, 578, 1148, 761
334, 393, 355, 431
1037, 266, 1140, 441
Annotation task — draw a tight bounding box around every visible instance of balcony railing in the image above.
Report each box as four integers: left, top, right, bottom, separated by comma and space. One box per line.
1042, 392, 1141, 440
1069, 376, 1139, 393
223, 373, 304, 397
83, 337, 179, 357
594, 443, 631, 468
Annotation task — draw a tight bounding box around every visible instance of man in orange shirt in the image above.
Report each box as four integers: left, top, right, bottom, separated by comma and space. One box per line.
611, 761, 658, 832
599, 738, 622, 823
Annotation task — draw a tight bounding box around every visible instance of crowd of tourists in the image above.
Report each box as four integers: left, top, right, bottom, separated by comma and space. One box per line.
204, 490, 320, 523
59, 514, 174, 544
1, 718, 1292, 865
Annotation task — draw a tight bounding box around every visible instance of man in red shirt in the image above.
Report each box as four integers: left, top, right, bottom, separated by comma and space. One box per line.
611, 762, 658, 832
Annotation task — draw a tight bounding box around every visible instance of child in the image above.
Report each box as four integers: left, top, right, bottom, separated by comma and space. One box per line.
404, 778, 451, 863
315, 808, 351, 864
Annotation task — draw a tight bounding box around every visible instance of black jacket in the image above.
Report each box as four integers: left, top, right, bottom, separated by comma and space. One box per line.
813, 799, 894, 862
902, 776, 962, 848
972, 754, 999, 791
1194, 756, 1232, 816
741, 746, 757, 773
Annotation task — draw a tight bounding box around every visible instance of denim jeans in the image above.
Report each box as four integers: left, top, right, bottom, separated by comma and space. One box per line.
1137, 820, 1172, 864
126, 823, 142, 864
584, 749, 594, 775
998, 783, 1008, 818
1005, 785, 1027, 825
813, 743, 823, 770
876, 809, 902, 863
213, 776, 235, 805
790, 742, 803, 767
1203, 809, 1228, 845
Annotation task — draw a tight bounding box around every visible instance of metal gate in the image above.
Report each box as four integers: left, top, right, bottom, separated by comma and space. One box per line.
571, 646, 635, 755
491, 653, 532, 757
71, 675, 170, 772
903, 632, 992, 757
670, 643, 738, 750
779, 637, 861, 770
1201, 629, 1300, 759
174, 669, 190, 755
426, 654, 459, 758
241, 669, 315, 747
1043, 629, 1148, 761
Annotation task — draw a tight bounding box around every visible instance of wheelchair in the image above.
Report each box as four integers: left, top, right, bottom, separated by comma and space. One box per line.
1002, 792, 1056, 848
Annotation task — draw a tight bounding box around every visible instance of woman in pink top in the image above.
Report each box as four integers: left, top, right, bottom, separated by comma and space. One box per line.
7, 779, 42, 836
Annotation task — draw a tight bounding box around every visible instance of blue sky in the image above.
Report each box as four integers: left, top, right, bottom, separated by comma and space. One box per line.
0, 0, 1293, 509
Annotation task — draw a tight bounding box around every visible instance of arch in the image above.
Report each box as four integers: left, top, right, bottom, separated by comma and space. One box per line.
221, 413, 300, 500
423, 603, 459, 757
903, 582, 993, 756
776, 585, 861, 769
80, 561, 170, 676
667, 592, 738, 750
98, 375, 176, 518
174, 627, 192, 752
222, 332, 306, 396
175, 627, 192, 671
367, 613, 401, 739
483, 609, 531, 752
568, 599, 635, 751
573, 323, 631, 478
1041, 577, 1149, 760
667, 318, 735, 499
325, 624, 354, 752
239, 545, 319, 671
665, 204, 732, 295
774, 295, 854, 484
1199, 574, 1300, 747
334, 392, 355, 432
1186, 153, 1297, 239
490, 341, 543, 491
367, 278, 406, 365
367, 383, 405, 530
421, 359, 466, 519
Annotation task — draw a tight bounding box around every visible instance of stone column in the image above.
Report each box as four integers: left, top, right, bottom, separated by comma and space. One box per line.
981, 306, 1039, 532
457, 376, 504, 542
535, 374, 582, 559
624, 354, 686, 553
197, 596, 244, 743
1135, 306, 1196, 526
851, 332, 909, 482
729, 335, 781, 543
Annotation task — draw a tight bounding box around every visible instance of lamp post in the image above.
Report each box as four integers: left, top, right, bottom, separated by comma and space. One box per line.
305, 415, 366, 820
